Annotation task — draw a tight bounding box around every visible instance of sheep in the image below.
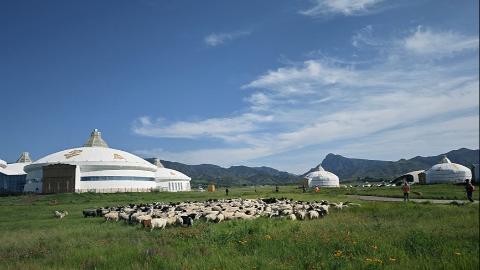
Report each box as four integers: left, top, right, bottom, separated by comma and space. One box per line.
104, 211, 119, 222
205, 213, 218, 223
215, 213, 225, 223
330, 203, 348, 210
178, 216, 194, 227
166, 216, 179, 226
136, 214, 152, 224
54, 210, 68, 219
88, 198, 358, 230
83, 209, 97, 218
295, 210, 307, 220
150, 218, 168, 231
287, 213, 297, 220
119, 212, 130, 222
308, 210, 319, 219
223, 211, 236, 221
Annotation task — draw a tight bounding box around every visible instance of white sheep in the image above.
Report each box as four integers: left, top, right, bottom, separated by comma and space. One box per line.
104, 211, 119, 222
205, 213, 218, 223
295, 210, 307, 220
308, 210, 319, 219
215, 213, 225, 223
150, 218, 167, 231
54, 210, 68, 219
287, 213, 297, 220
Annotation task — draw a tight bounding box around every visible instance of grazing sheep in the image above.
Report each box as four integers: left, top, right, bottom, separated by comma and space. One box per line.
205, 213, 218, 223
179, 216, 194, 227
104, 211, 119, 222
308, 210, 319, 219
87, 198, 357, 230
83, 209, 97, 218
215, 213, 225, 223
150, 218, 168, 231
295, 210, 307, 220
287, 213, 297, 220
54, 210, 68, 219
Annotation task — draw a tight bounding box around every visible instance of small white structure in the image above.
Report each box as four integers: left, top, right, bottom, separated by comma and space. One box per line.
305, 165, 340, 187
425, 156, 472, 184
151, 158, 191, 192
24, 130, 158, 193
0, 152, 32, 193
392, 170, 425, 184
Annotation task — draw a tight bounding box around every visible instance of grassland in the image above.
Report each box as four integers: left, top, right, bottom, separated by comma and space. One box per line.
342, 183, 479, 200
0, 186, 478, 270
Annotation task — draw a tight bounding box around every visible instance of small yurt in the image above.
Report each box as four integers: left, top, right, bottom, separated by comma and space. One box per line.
391, 170, 425, 185
305, 165, 340, 187
425, 156, 472, 184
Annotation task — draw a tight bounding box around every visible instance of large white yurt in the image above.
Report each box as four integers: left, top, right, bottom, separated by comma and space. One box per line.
305, 165, 340, 187
24, 129, 158, 193
425, 156, 472, 184
150, 158, 191, 192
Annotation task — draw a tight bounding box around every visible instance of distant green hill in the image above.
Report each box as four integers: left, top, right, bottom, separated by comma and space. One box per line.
311, 148, 479, 182
148, 159, 300, 187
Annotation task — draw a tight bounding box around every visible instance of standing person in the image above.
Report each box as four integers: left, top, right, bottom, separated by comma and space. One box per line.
225, 187, 229, 196
302, 185, 306, 193
402, 181, 410, 202
465, 179, 475, 202
275, 185, 279, 193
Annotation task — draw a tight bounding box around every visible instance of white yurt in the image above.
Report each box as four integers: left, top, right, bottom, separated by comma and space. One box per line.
305, 165, 340, 187
150, 158, 191, 192
0, 153, 31, 193
24, 129, 158, 193
425, 156, 472, 184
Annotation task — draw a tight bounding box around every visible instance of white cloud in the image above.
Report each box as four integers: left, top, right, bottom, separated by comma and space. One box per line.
204, 31, 250, 47
242, 60, 359, 96
403, 26, 479, 56
352, 25, 380, 48
300, 0, 385, 17
132, 113, 273, 139
133, 27, 479, 173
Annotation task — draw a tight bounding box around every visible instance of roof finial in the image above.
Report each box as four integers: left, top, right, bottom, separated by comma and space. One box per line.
84, 129, 109, 148
440, 155, 451, 164
16, 152, 32, 163
153, 158, 164, 168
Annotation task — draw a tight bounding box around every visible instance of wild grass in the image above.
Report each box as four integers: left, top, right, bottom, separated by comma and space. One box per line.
0, 186, 478, 269
342, 183, 479, 200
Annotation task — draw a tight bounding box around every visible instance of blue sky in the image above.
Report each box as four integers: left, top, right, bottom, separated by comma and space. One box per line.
1, 0, 478, 173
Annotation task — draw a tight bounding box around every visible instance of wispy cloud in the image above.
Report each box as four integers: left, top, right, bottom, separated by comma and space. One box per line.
134, 26, 479, 173
204, 30, 251, 47
132, 113, 273, 139
403, 26, 479, 56
352, 25, 381, 48
300, 0, 386, 17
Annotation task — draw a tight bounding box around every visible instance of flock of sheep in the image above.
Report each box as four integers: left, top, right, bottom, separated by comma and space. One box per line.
74, 198, 360, 231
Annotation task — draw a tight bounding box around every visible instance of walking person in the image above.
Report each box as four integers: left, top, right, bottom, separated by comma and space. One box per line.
225, 187, 229, 196
465, 179, 475, 202
275, 185, 279, 193
402, 181, 410, 202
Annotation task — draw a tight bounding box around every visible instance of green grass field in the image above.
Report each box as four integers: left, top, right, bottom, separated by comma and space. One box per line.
0, 186, 478, 270
342, 183, 479, 200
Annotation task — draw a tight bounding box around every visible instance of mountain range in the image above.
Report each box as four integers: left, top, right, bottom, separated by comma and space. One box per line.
315, 148, 479, 182
150, 148, 479, 186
